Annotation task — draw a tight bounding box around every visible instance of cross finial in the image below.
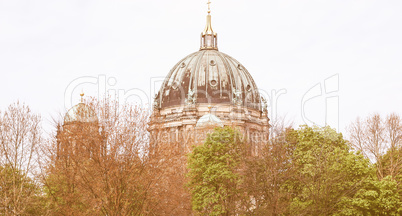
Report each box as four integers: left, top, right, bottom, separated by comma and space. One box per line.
207, 0, 211, 14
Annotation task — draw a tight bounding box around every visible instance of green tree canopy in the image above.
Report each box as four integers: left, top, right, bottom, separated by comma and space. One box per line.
187, 127, 245, 216
380, 147, 402, 184
287, 126, 374, 215
339, 176, 402, 216
0, 164, 42, 215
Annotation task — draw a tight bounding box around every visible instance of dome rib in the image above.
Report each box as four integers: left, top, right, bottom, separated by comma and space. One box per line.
157, 52, 198, 108
193, 50, 205, 100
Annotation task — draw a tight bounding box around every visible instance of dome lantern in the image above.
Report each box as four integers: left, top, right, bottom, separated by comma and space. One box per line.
200, 0, 218, 50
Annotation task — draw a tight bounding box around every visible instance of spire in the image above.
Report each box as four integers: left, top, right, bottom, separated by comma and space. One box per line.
80, 91, 84, 103
200, 0, 218, 50
203, 13, 214, 35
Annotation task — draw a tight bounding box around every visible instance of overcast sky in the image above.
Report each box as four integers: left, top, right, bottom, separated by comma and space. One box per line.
1, 0, 401, 135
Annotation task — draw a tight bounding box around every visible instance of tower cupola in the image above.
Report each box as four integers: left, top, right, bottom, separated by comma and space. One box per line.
200, 0, 218, 50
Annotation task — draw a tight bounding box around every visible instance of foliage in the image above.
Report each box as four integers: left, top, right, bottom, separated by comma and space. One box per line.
1, 101, 402, 215
243, 128, 295, 215
0, 102, 43, 215
381, 147, 402, 184
348, 113, 402, 179
338, 176, 402, 215
187, 127, 245, 216
246, 125, 376, 215
146, 143, 192, 215
41, 100, 153, 215
0, 164, 42, 215
286, 126, 374, 215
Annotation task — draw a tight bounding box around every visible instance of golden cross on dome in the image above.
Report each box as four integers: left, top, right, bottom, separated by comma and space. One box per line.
207, 0, 211, 14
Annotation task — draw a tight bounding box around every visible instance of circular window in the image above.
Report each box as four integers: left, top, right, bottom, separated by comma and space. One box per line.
210, 60, 216, 66
180, 62, 186, 68
210, 79, 218, 86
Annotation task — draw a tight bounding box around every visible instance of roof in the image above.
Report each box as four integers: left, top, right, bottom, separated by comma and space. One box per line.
196, 113, 224, 128
154, 49, 262, 111
64, 103, 98, 124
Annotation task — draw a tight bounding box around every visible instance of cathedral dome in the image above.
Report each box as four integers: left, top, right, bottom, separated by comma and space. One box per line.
154, 44, 262, 111
153, 8, 264, 112
148, 4, 270, 152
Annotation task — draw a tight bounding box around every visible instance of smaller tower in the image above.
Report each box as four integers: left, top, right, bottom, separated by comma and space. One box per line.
56, 93, 105, 161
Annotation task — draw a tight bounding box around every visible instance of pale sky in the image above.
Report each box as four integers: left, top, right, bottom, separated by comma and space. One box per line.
1, 0, 402, 135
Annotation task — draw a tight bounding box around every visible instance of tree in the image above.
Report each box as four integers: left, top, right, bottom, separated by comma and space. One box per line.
381, 147, 402, 183
348, 113, 402, 179
146, 141, 192, 215
379, 147, 402, 203
0, 102, 42, 215
346, 113, 402, 215
40, 99, 154, 215
243, 128, 295, 215
0, 164, 43, 215
187, 127, 245, 216
286, 126, 373, 215
384, 114, 402, 179
339, 176, 402, 216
